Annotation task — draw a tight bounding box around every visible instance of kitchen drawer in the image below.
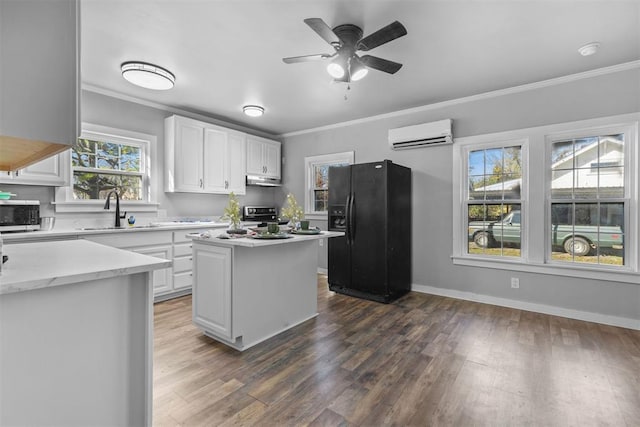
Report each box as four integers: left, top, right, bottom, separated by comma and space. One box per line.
174, 229, 206, 243
83, 231, 172, 249
173, 242, 193, 257
173, 256, 193, 274
173, 272, 193, 290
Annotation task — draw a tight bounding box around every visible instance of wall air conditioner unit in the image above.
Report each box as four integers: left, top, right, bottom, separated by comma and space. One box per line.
388, 119, 453, 150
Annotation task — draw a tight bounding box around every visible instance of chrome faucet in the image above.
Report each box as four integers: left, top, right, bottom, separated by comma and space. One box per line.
104, 190, 126, 228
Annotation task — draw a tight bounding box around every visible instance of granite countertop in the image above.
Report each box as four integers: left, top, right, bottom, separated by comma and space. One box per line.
0, 240, 172, 295
191, 230, 344, 248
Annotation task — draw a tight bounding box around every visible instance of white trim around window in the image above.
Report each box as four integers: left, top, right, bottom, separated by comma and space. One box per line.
304, 151, 354, 220
54, 123, 159, 213
452, 113, 640, 284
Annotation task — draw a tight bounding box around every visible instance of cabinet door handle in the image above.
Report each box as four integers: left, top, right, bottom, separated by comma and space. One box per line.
225, 180, 228, 189
199, 178, 203, 188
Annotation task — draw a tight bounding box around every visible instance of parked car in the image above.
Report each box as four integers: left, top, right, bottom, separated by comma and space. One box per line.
468, 210, 624, 256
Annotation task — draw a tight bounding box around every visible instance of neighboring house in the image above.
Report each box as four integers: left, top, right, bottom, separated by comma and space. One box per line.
551, 136, 624, 198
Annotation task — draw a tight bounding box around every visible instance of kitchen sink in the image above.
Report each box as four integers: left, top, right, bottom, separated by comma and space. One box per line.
76, 225, 160, 231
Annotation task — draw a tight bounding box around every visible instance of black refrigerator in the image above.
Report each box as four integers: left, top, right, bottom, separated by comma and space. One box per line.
328, 160, 411, 303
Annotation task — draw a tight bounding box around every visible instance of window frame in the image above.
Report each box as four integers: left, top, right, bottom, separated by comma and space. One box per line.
55, 123, 158, 213
452, 113, 639, 285
303, 151, 354, 220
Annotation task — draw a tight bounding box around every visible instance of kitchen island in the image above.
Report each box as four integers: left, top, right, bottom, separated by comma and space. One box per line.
0, 240, 171, 427
191, 231, 342, 351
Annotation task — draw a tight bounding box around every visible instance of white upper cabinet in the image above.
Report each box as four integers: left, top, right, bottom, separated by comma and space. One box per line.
165, 115, 246, 195
246, 136, 281, 180
0, 0, 79, 171
0, 151, 69, 186
226, 131, 248, 194
175, 120, 205, 192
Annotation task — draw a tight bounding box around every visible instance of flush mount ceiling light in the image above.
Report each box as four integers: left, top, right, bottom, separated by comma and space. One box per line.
121, 62, 175, 90
243, 105, 264, 117
578, 42, 600, 57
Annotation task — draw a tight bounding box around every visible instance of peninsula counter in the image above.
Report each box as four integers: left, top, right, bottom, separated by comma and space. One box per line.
0, 240, 171, 426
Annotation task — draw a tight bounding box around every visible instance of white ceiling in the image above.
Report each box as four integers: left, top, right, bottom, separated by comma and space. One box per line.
81, 1, 640, 136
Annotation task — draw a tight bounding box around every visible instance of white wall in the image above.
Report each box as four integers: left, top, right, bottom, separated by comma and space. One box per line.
281, 66, 640, 327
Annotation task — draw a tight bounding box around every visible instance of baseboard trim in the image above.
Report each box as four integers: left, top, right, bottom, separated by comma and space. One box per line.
411, 284, 640, 331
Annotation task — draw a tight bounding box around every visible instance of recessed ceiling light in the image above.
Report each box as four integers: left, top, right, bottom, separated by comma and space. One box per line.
243, 105, 264, 117
578, 42, 600, 57
121, 62, 175, 90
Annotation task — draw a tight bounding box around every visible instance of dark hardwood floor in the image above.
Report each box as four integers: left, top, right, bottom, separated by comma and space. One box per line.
153, 275, 640, 426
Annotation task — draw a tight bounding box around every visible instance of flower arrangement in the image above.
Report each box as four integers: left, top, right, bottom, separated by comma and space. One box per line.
221, 192, 242, 231
281, 193, 304, 227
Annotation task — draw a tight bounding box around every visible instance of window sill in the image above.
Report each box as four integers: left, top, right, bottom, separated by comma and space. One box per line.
54, 201, 160, 213
451, 255, 639, 285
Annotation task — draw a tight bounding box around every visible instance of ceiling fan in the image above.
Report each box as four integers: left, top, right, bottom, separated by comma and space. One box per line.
283, 18, 407, 83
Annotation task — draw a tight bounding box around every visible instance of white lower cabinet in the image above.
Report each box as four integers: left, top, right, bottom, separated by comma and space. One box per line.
170, 230, 205, 295
192, 244, 232, 340
82, 231, 179, 300
131, 245, 173, 294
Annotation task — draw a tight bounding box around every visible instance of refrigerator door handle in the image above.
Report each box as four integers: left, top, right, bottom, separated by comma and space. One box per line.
348, 193, 356, 244
345, 194, 352, 244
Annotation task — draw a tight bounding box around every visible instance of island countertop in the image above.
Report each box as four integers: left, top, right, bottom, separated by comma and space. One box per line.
0, 239, 172, 295
190, 230, 344, 248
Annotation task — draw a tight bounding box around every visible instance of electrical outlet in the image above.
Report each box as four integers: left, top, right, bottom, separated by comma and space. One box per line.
319, 239, 324, 247
510, 277, 520, 289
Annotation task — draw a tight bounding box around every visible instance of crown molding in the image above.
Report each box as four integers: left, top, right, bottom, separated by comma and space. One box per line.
280, 60, 640, 138
81, 83, 279, 139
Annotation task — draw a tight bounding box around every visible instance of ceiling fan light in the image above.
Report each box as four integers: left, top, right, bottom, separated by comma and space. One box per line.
350, 59, 369, 81
121, 62, 175, 90
327, 62, 345, 79
243, 105, 264, 117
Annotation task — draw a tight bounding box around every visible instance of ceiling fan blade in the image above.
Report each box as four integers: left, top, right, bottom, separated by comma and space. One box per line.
356, 21, 407, 51
360, 55, 403, 74
304, 18, 341, 46
282, 53, 333, 64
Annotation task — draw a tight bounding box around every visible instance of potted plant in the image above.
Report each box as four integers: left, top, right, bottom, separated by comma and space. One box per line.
280, 193, 304, 229
221, 192, 246, 234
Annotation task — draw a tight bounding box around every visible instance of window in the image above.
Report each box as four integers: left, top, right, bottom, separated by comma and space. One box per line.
548, 132, 626, 266
55, 123, 157, 212
466, 143, 525, 258
72, 138, 145, 200
452, 113, 638, 283
304, 151, 354, 219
